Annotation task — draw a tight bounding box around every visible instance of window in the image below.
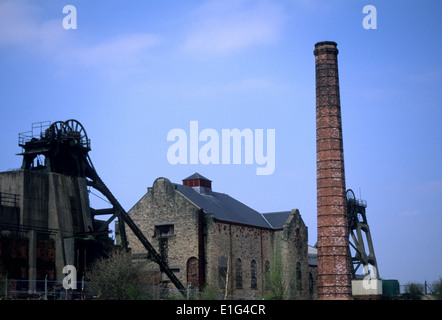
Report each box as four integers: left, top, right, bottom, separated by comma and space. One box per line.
154, 224, 174, 238
296, 262, 302, 291
264, 261, 270, 289
235, 259, 243, 289
187, 257, 199, 289
250, 260, 257, 290
218, 257, 228, 289
309, 272, 314, 295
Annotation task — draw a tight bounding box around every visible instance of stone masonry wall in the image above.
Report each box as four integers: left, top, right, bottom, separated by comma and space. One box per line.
126, 177, 200, 288
126, 177, 315, 299
204, 219, 274, 298
279, 209, 310, 299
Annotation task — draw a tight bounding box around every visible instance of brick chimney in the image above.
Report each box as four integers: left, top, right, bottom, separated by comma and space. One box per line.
314, 41, 352, 299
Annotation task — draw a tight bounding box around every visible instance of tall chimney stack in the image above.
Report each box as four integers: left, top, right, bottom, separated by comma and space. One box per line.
314, 41, 352, 299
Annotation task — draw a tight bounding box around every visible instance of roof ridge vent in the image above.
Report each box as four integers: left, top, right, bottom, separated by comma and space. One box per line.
182, 172, 212, 194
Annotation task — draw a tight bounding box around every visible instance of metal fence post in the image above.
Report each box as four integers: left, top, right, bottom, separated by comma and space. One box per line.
4, 273, 8, 299
44, 275, 48, 300
81, 276, 85, 300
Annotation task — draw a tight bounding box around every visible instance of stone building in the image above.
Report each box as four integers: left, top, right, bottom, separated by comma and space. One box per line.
125, 173, 318, 299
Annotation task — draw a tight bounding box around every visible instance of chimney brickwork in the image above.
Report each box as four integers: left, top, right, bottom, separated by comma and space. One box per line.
314, 41, 352, 299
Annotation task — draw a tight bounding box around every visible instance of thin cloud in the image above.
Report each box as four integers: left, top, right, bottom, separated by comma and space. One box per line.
69, 33, 162, 69
0, 0, 35, 45
0, 0, 162, 73
191, 77, 276, 96
398, 210, 420, 217
0, 0, 61, 49
135, 77, 290, 100
181, 0, 288, 56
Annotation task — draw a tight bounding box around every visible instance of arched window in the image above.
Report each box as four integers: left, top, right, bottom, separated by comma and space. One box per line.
250, 260, 257, 289
218, 257, 228, 289
235, 259, 243, 289
309, 272, 314, 295
187, 257, 199, 289
264, 261, 270, 289
296, 262, 302, 291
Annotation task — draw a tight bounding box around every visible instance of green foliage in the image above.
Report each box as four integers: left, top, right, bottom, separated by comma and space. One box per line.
264, 249, 286, 300
431, 277, 442, 300
125, 285, 150, 300
85, 250, 146, 300
402, 282, 424, 300
200, 284, 220, 300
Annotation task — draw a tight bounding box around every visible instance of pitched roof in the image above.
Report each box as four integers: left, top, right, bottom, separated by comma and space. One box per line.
262, 211, 291, 229
175, 184, 272, 229
182, 172, 211, 181
308, 245, 318, 266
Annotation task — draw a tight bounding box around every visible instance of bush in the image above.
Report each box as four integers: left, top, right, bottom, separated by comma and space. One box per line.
85, 250, 145, 300
265, 249, 286, 300
402, 282, 424, 300
200, 284, 220, 300
431, 277, 442, 300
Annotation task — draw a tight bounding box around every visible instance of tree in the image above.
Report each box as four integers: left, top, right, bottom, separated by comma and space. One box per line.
402, 282, 424, 300
265, 249, 286, 300
431, 277, 442, 300
85, 250, 145, 300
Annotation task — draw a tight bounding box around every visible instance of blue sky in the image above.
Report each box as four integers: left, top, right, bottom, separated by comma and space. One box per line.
0, 0, 441, 286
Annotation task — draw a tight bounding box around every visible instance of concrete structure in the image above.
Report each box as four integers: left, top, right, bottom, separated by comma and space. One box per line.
314, 41, 352, 299
124, 173, 318, 299
351, 279, 383, 296
0, 120, 114, 292
0, 170, 113, 290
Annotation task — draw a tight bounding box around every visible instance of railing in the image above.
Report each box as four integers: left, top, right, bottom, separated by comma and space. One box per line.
18, 121, 51, 147
0, 278, 87, 300
18, 121, 90, 150
400, 282, 436, 295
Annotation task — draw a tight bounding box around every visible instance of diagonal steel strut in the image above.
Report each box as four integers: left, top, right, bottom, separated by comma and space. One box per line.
85, 156, 186, 296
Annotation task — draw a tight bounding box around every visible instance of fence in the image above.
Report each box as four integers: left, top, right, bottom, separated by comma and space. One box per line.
0, 278, 257, 300
400, 282, 435, 295
2, 278, 437, 300
0, 278, 87, 300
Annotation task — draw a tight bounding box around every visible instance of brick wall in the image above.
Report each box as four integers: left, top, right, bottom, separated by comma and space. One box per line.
314, 41, 352, 299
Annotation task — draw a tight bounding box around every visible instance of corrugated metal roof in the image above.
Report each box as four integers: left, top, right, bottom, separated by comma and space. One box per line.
175, 184, 272, 229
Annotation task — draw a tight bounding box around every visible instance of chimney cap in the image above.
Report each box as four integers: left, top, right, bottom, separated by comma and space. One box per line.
314, 41, 338, 56
315, 41, 337, 47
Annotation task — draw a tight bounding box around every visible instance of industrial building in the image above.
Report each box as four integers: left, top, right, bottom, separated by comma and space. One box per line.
0, 41, 387, 299
124, 173, 318, 299
0, 120, 115, 293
